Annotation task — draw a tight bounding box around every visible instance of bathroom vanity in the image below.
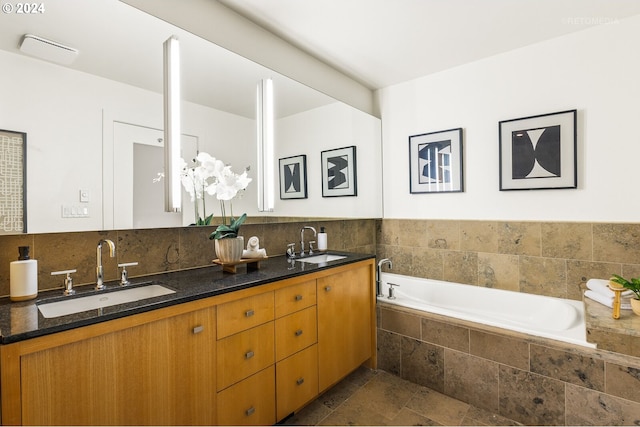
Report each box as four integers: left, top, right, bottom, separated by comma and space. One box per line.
0, 253, 376, 426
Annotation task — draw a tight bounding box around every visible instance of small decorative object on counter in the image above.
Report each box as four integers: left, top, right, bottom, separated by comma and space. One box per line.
242, 236, 267, 259
610, 274, 640, 316
317, 227, 327, 251
10, 246, 38, 301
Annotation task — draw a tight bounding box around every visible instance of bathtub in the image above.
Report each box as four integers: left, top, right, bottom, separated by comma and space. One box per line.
378, 272, 595, 348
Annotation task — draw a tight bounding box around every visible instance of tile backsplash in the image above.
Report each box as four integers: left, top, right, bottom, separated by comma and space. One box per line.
376, 219, 640, 301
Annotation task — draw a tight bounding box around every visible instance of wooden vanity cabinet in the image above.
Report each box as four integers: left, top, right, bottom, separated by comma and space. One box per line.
1, 303, 217, 426
0, 259, 376, 426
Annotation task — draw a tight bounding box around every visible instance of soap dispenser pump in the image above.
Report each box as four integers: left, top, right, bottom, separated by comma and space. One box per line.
10, 246, 38, 301
317, 227, 328, 251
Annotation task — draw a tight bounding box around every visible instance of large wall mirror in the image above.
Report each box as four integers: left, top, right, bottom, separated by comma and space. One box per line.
0, 0, 382, 234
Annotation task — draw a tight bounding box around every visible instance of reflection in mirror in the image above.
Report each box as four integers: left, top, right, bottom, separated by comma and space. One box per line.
0, 0, 382, 234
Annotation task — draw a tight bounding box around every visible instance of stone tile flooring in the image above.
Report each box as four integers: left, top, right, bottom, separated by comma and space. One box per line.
283, 368, 520, 426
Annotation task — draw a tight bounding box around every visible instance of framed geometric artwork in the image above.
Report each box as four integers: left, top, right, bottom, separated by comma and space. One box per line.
499, 109, 577, 191
409, 128, 464, 194
0, 129, 27, 234
321, 146, 357, 197
279, 154, 308, 199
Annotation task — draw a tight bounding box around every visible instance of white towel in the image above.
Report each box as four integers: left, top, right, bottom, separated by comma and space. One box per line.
585, 290, 632, 310
586, 278, 634, 298
242, 248, 267, 259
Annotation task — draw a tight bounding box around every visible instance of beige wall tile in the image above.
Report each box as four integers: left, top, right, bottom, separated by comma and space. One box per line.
421, 318, 469, 352
478, 252, 519, 291
565, 383, 640, 426
605, 362, 640, 404
566, 260, 621, 301
444, 251, 478, 285
497, 221, 541, 256
401, 336, 445, 392
397, 219, 429, 248
541, 222, 592, 260
411, 248, 444, 280
593, 223, 640, 264
116, 228, 180, 275
377, 329, 401, 376
469, 330, 529, 370
379, 307, 421, 338
460, 221, 499, 253
444, 349, 499, 413
530, 344, 605, 391
426, 220, 460, 250
519, 256, 567, 298
498, 366, 565, 425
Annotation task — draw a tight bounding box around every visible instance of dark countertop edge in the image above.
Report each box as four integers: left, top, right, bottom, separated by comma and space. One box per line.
0, 252, 375, 344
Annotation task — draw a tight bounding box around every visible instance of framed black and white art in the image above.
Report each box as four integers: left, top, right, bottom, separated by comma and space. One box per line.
0, 129, 27, 234
279, 154, 307, 199
499, 109, 577, 190
409, 128, 464, 194
321, 146, 357, 197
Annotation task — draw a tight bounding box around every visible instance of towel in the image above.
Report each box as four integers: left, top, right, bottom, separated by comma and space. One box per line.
586, 278, 634, 298
242, 248, 267, 259
585, 290, 632, 310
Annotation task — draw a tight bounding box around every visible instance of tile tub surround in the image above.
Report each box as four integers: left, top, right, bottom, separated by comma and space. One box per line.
376, 219, 640, 301
377, 303, 640, 426
0, 218, 376, 297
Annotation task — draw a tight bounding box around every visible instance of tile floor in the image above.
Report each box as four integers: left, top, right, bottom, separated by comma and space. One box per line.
283, 368, 520, 426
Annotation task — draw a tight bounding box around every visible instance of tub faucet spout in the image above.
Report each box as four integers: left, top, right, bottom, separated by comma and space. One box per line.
377, 258, 392, 297
96, 238, 116, 291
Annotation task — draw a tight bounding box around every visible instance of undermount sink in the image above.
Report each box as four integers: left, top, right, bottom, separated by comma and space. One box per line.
37, 284, 175, 319
297, 254, 347, 264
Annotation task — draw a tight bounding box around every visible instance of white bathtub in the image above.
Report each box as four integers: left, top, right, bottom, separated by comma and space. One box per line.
378, 272, 595, 348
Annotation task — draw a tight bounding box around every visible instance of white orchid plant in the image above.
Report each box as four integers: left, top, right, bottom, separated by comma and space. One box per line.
179, 152, 252, 239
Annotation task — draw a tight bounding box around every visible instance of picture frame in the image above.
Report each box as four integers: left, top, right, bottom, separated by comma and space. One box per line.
0, 129, 27, 234
409, 128, 464, 193
321, 146, 357, 197
499, 109, 577, 191
279, 154, 308, 199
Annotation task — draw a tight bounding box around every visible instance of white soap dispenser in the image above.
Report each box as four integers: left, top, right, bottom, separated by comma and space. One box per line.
317, 227, 328, 251
10, 246, 38, 301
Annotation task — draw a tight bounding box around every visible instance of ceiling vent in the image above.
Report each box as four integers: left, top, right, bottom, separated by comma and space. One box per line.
19, 34, 79, 65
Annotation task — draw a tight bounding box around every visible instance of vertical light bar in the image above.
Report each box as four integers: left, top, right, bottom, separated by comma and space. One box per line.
257, 78, 274, 211
163, 35, 181, 212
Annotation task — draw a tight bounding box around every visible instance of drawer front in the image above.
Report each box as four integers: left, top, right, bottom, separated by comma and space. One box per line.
217, 365, 276, 426
274, 280, 316, 318
275, 306, 317, 361
217, 291, 274, 339
276, 344, 319, 421
217, 322, 274, 390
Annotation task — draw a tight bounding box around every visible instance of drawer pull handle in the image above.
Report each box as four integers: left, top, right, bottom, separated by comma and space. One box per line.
245, 309, 255, 317
295, 329, 303, 337
325, 286, 331, 292
192, 325, 204, 334
245, 407, 255, 416
295, 294, 303, 301
296, 377, 305, 386
245, 351, 255, 359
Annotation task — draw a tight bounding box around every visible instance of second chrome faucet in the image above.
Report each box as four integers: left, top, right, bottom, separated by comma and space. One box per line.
96, 238, 116, 290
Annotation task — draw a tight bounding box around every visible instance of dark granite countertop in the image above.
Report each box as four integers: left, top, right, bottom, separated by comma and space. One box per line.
0, 252, 374, 344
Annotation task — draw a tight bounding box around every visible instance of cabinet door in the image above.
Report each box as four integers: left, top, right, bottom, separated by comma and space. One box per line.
20, 307, 216, 426
276, 344, 318, 421
217, 366, 276, 426
317, 264, 373, 392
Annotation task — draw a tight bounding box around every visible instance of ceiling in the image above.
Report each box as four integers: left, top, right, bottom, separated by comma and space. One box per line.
218, 0, 640, 89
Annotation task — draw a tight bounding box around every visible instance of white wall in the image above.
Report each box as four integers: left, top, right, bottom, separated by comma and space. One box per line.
379, 14, 640, 222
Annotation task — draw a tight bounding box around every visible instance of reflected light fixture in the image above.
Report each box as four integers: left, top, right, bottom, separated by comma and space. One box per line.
257, 78, 275, 212
163, 35, 181, 212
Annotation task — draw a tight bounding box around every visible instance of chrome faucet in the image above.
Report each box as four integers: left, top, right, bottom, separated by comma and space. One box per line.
96, 239, 116, 290
300, 226, 317, 256
376, 258, 392, 297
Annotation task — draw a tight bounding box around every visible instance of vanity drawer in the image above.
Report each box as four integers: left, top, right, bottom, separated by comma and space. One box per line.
275, 280, 316, 318
217, 291, 274, 339
275, 306, 317, 361
217, 365, 276, 426
217, 322, 274, 390
276, 344, 319, 421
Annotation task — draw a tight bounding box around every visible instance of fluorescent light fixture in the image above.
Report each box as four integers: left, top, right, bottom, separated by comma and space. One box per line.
257, 78, 275, 212
163, 36, 181, 213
